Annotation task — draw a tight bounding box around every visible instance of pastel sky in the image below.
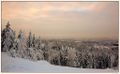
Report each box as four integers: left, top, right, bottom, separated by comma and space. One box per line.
2, 2, 119, 40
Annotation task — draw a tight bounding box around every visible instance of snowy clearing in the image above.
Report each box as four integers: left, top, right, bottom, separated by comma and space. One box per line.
1, 52, 118, 73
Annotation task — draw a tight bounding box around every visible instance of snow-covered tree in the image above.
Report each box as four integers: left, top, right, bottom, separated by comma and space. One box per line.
17, 30, 27, 47
1, 22, 15, 52
27, 32, 33, 48
37, 36, 41, 49
67, 47, 78, 67
16, 30, 27, 58
27, 47, 44, 61
32, 34, 35, 47
47, 49, 61, 65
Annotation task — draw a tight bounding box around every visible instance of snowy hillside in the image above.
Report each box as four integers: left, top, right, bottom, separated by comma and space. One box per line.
1, 52, 118, 73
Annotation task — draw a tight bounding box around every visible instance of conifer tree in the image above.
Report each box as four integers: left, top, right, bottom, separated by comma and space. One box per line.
27, 32, 33, 48
1, 22, 15, 52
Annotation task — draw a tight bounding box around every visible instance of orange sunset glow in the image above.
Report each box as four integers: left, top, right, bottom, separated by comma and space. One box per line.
2, 2, 119, 40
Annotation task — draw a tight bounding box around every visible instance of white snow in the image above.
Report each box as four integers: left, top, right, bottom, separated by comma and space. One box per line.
1, 52, 118, 73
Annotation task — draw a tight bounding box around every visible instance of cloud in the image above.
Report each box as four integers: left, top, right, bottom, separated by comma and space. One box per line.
2, 2, 119, 40
2, 2, 105, 19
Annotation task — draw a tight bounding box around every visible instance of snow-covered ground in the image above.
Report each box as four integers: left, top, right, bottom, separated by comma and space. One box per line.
1, 52, 118, 73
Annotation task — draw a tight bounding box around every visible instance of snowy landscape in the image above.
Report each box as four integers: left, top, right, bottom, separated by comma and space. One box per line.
1, 22, 119, 73
1, 52, 118, 73
1, 2, 119, 73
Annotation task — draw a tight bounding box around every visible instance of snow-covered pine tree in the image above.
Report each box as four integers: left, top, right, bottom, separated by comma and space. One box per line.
1, 22, 15, 52
35, 37, 41, 49
37, 36, 41, 49
27, 32, 33, 48
32, 34, 35, 47
16, 30, 27, 58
